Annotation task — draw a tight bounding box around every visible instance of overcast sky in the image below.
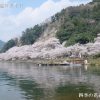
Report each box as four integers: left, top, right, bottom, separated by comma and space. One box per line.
0, 0, 92, 42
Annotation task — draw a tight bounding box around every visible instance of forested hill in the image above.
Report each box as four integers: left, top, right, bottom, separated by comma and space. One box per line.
1, 0, 100, 53
0, 40, 5, 50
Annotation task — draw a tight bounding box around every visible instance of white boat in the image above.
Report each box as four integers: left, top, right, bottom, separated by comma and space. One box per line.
70, 63, 82, 67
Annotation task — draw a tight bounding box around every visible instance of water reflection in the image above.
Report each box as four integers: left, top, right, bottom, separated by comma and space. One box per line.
0, 62, 100, 100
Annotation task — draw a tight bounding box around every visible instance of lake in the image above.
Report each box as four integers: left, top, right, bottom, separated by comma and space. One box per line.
0, 61, 100, 100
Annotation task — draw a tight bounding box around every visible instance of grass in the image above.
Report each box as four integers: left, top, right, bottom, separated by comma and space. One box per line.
88, 58, 100, 66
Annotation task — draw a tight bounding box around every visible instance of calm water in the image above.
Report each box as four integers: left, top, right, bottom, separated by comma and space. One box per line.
0, 62, 100, 100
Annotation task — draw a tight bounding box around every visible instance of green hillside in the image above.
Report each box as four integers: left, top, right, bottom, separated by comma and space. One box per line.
55, 0, 100, 45
0, 40, 5, 50
1, 0, 100, 52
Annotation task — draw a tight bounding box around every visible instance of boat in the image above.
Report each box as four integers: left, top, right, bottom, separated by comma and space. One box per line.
70, 63, 83, 67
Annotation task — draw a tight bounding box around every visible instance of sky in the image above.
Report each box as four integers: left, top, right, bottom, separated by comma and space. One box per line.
0, 0, 92, 42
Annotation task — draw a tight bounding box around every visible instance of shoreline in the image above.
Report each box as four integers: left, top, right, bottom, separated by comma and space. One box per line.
0, 57, 91, 65
0, 57, 100, 66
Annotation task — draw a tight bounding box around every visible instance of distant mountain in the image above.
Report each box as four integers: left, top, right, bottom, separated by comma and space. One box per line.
0, 40, 5, 50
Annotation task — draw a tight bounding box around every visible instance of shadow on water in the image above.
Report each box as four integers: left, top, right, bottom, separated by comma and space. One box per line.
55, 84, 96, 100
0, 62, 100, 100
